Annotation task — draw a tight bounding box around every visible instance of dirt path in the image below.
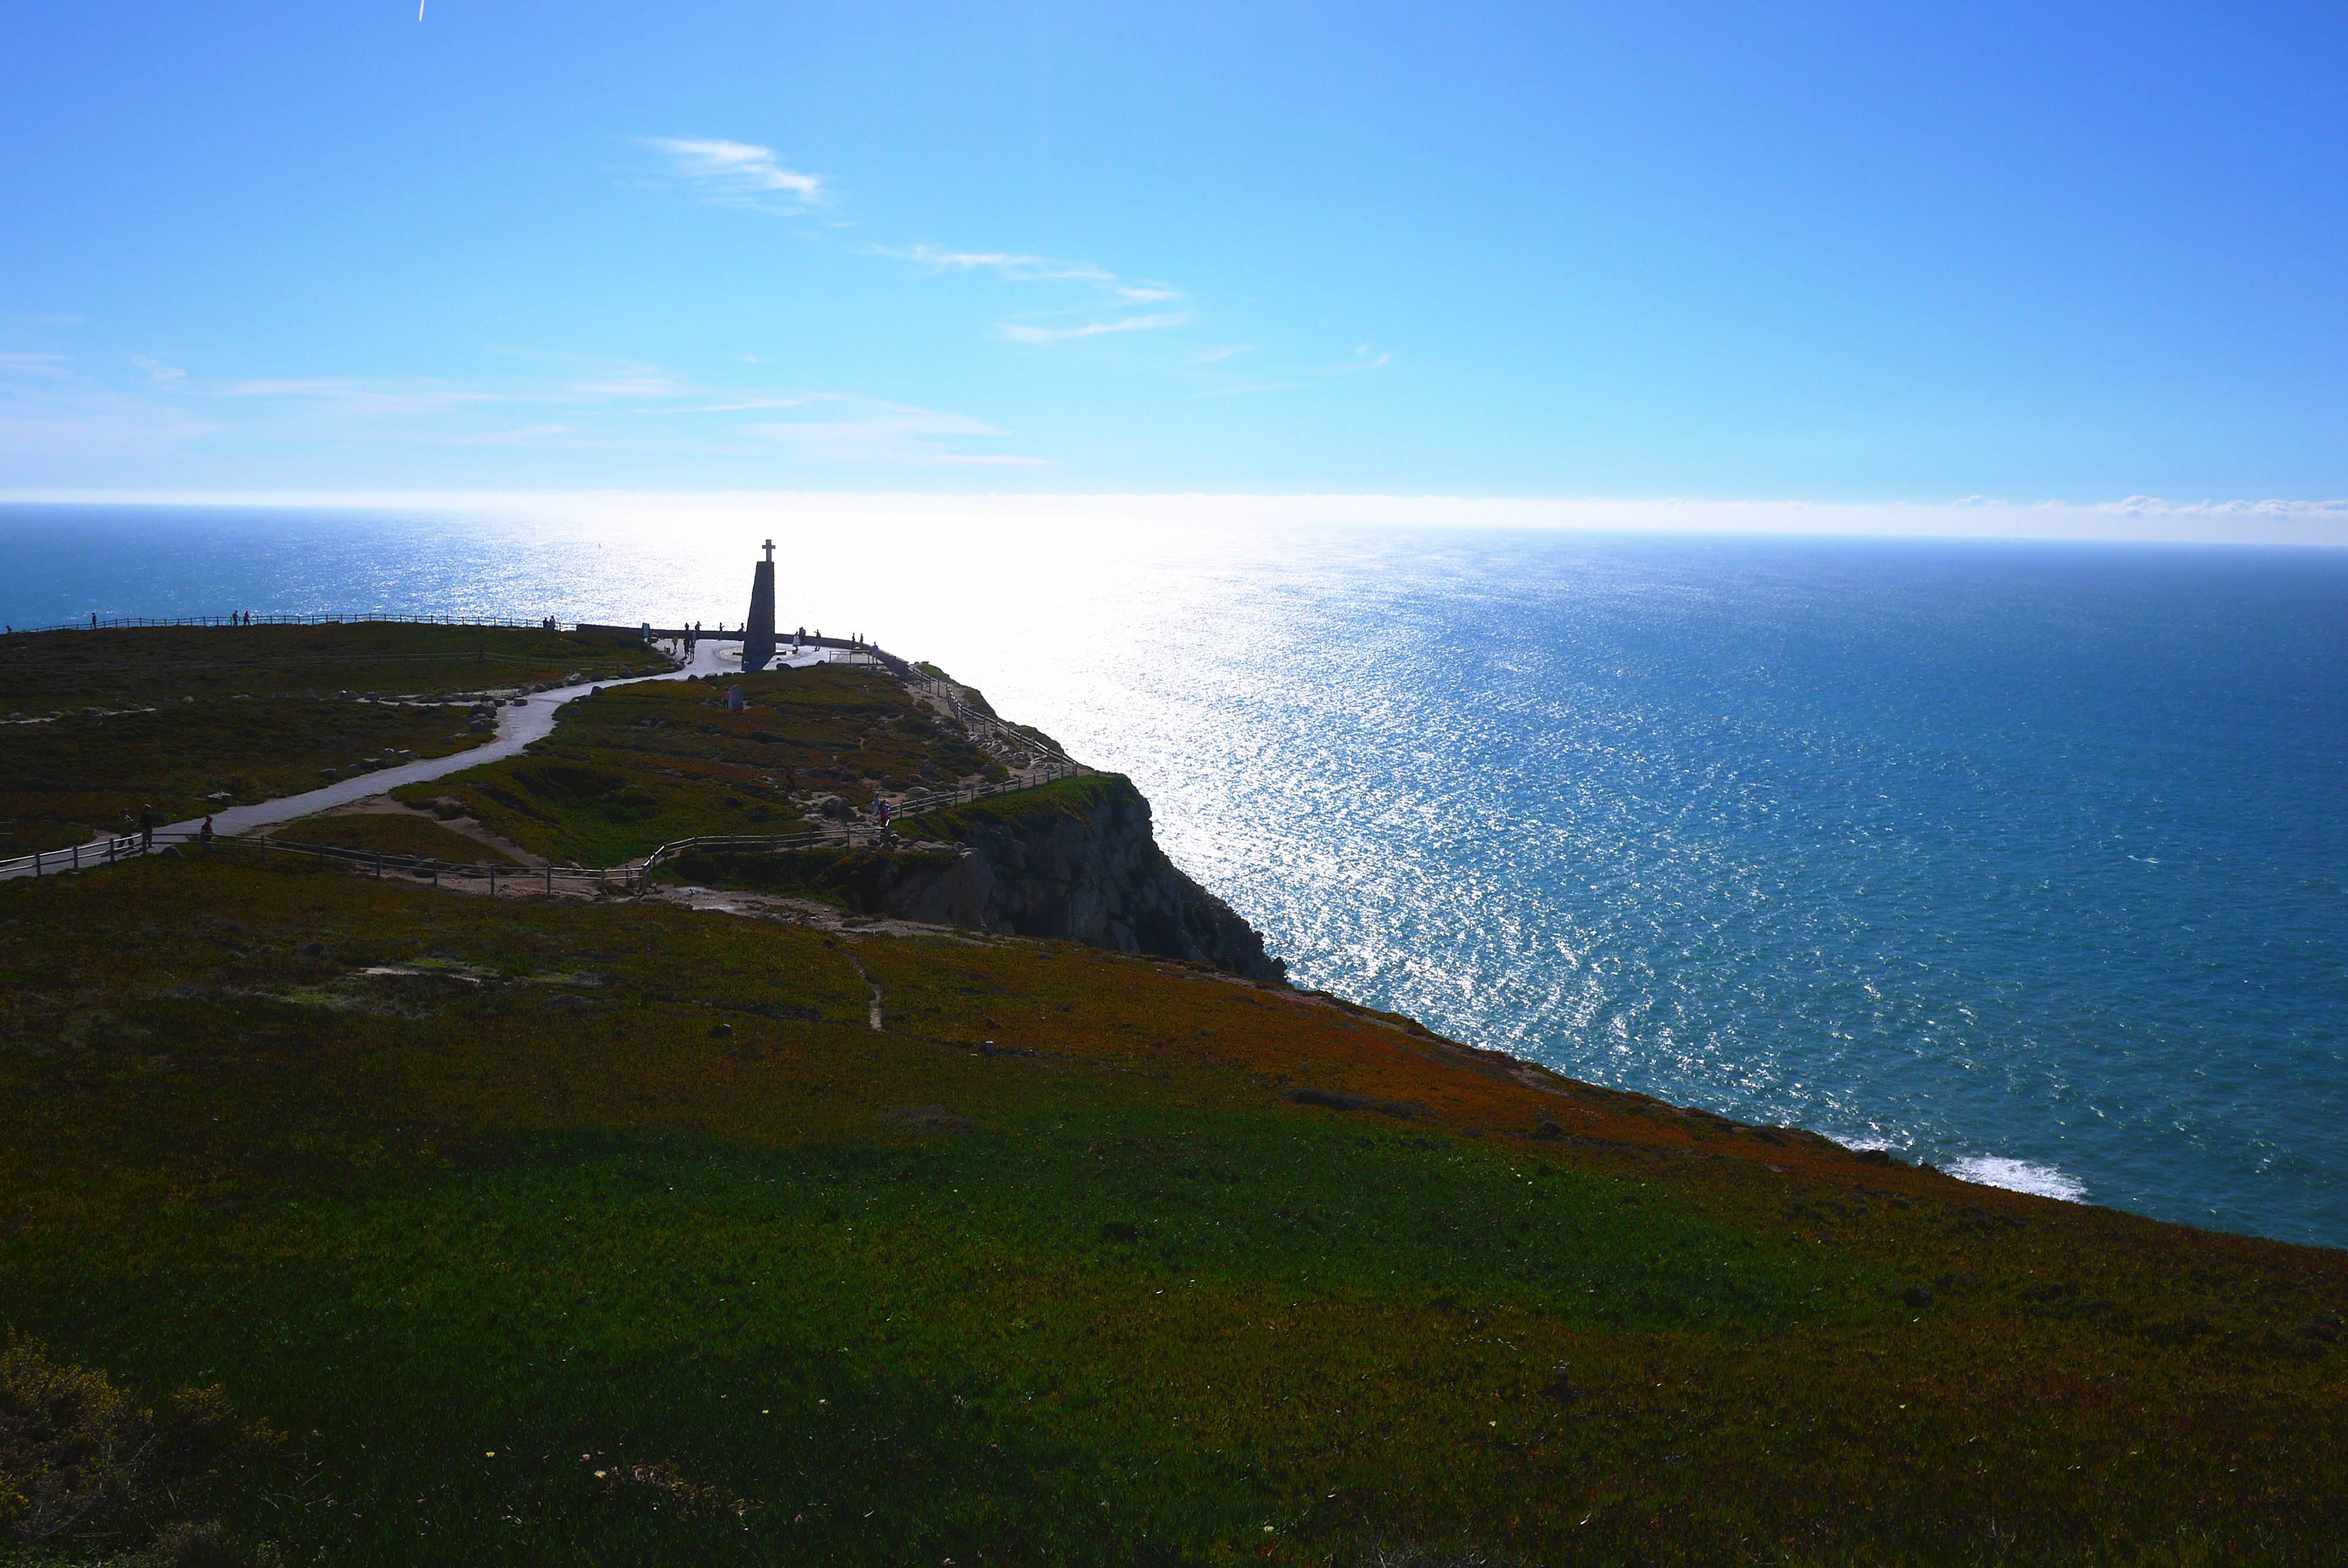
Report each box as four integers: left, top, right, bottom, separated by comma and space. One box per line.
840, 948, 886, 1030
268, 796, 546, 867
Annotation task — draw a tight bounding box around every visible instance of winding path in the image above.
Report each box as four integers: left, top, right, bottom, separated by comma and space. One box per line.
1, 637, 884, 883
150, 638, 737, 843
2, 638, 780, 880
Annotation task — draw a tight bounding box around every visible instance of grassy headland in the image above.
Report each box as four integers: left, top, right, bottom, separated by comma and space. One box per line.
1, 627, 2342, 1566
394, 665, 1003, 866
0, 624, 664, 853
0, 622, 667, 709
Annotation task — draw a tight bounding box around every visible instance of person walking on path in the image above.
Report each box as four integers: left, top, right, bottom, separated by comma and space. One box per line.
139, 808, 154, 854
200, 816, 215, 850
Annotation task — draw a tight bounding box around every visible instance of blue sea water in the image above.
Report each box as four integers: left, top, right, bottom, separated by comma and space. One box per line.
4, 503, 2344, 1248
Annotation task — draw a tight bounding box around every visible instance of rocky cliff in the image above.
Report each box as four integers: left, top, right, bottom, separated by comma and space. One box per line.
677, 774, 1285, 981
897, 774, 1283, 981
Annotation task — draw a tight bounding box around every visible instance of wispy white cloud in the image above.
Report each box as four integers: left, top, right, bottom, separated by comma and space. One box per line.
875, 244, 1190, 320
565, 369, 687, 400
218, 379, 504, 414
642, 137, 824, 209
130, 353, 186, 387
1193, 345, 1252, 364
219, 379, 346, 396
1000, 311, 1194, 344
2, 336, 1078, 474
674, 395, 827, 414
446, 424, 576, 447
1312, 344, 1391, 375
748, 403, 1046, 466
1202, 344, 1391, 394
0, 370, 215, 461
869, 245, 1114, 285
0, 349, 215, 471
487, 351, 697, 403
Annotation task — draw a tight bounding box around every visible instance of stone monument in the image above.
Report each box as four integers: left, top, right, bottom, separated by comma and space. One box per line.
742, 538, 777, 674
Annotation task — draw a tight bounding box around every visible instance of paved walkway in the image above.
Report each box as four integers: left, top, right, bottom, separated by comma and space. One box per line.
157, 638, 740, 842
1, 638, 872, 880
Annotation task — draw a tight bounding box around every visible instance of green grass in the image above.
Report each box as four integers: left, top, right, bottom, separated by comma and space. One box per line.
0, 624, 666, 850
269, 812, 525, 866
898, 772, 1127, 839
2, 858, 2343, 1564
657, 843, 964, 910
0, 699, 487, 850
0, 623, 666, 710
0, 1121, 1877, 1567
401, 665, 1003, 866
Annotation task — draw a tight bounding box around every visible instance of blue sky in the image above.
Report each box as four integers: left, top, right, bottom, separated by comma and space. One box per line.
4, 1, 2346, 522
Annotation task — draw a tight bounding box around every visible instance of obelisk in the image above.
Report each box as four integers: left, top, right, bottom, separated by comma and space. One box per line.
742, 538, 777, 673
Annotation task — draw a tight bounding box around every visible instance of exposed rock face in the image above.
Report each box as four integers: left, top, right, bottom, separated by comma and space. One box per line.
846, 775, 1283, 981
670, 775, 1284, 981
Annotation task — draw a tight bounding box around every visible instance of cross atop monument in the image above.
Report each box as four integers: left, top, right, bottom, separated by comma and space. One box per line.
742, 541, 778, 673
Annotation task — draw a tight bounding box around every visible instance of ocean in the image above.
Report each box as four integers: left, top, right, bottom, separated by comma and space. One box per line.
5, 502, 2343, 1248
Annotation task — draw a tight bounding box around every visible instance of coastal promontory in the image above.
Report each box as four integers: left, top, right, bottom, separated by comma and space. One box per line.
1, 620, 2342, 1567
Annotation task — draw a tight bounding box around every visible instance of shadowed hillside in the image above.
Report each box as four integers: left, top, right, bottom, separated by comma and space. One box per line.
2, 855, 2343, 1566
1, 625, 2342, 1566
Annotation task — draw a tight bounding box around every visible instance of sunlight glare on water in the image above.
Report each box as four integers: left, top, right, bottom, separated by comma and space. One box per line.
4, 502, 2343, 1246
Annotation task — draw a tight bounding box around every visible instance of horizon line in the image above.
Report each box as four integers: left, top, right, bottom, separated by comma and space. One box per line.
2, 489, 2345, 548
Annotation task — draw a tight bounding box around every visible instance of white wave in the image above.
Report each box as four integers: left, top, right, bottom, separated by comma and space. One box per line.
1946, 1154, 2088, 1203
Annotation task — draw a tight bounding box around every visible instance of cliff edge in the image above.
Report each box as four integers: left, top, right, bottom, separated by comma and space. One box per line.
675, 773, 1286, 981
903, 773, 1284, 981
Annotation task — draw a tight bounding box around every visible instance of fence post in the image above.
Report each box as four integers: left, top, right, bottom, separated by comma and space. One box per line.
544, 864, 552, 896
488, 867, 496, 897
31, 851, 39, 878
71, 843, 79, 870
375, 850, 383, 880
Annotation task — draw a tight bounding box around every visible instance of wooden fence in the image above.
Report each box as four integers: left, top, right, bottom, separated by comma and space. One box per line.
0, 756, 1083, 893
0, 622, 1085, 890
3, 613, 581, 636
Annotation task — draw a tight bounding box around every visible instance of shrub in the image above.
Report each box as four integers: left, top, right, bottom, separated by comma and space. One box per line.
0, 1333, 275, 1561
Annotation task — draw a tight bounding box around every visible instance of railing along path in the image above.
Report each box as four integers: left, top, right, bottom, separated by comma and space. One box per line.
3, 725, 1079, 894
0, 622, 1082, 890
1, 752, 1078, 894
4, 612, 580, 635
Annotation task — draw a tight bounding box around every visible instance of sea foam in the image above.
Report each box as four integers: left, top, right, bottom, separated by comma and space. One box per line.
1946, 1155, 2088, 1204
